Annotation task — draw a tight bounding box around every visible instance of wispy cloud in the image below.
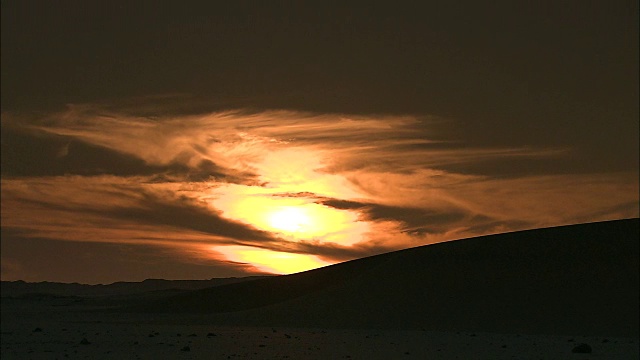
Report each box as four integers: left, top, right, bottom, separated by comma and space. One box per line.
1, 176, 276, 244
1, 101, 638, 280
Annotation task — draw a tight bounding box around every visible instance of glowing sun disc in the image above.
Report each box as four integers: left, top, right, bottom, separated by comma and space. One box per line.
268, 206, 311, 232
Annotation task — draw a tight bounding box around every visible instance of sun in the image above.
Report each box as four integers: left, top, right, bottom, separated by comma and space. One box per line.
213, 189, 368, 244
267, 206, 311, 233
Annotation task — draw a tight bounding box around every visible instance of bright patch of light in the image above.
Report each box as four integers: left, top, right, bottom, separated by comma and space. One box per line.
268, 206, 311, 233
215, 245, 331, 274
206, 142, 371, 272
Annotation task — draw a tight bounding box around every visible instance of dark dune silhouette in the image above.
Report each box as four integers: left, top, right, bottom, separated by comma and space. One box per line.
134, 218, 639, 336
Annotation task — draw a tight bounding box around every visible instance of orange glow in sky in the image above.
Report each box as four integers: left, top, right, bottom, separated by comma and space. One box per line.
4, 3, 639, 286
214, 191, 367, 243
268, 206, 311, 233
253, 147, 363, 199
215, 245, 331, 274
206, 145, 370, 273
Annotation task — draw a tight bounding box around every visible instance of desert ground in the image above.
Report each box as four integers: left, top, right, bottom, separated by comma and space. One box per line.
2, 301, 637, 360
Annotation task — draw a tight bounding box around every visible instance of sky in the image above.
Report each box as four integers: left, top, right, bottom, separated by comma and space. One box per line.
1, 1, 638, 284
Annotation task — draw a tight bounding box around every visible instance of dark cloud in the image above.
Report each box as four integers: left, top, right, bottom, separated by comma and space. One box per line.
289, 240, 398, 263
0, 125, 254, 183
1, 126, 155, 177
0, 228, 265, 284
7, 184, 277, 244
95, 192, 278, 243
319, 198, 469, 233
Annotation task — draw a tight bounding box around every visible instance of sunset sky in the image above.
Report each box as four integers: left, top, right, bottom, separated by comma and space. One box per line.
2, 1, 638, 284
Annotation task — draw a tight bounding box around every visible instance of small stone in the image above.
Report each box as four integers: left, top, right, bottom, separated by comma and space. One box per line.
80, 338, 90, 345
181, 346, 190, 352
33, 328, 43, 332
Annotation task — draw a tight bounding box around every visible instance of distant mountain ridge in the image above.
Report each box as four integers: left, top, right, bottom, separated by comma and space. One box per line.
0, 276, 270, 298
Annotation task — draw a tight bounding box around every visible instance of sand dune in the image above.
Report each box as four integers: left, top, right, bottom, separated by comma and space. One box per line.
136, 218, 639, 337
2, 219, 638, 359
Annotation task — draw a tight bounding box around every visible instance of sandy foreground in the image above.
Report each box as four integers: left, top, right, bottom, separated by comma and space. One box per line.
2, 302, 638, 360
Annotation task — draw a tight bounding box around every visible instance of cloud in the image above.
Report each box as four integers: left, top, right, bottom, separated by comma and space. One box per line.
1, 102, 638, 279
344, 169, 639, 231
0, 228, 268, 283
318, 197, 468, 234
0, 125, 240, 181
1, 176, 279, 244
2, 106, 565, 181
